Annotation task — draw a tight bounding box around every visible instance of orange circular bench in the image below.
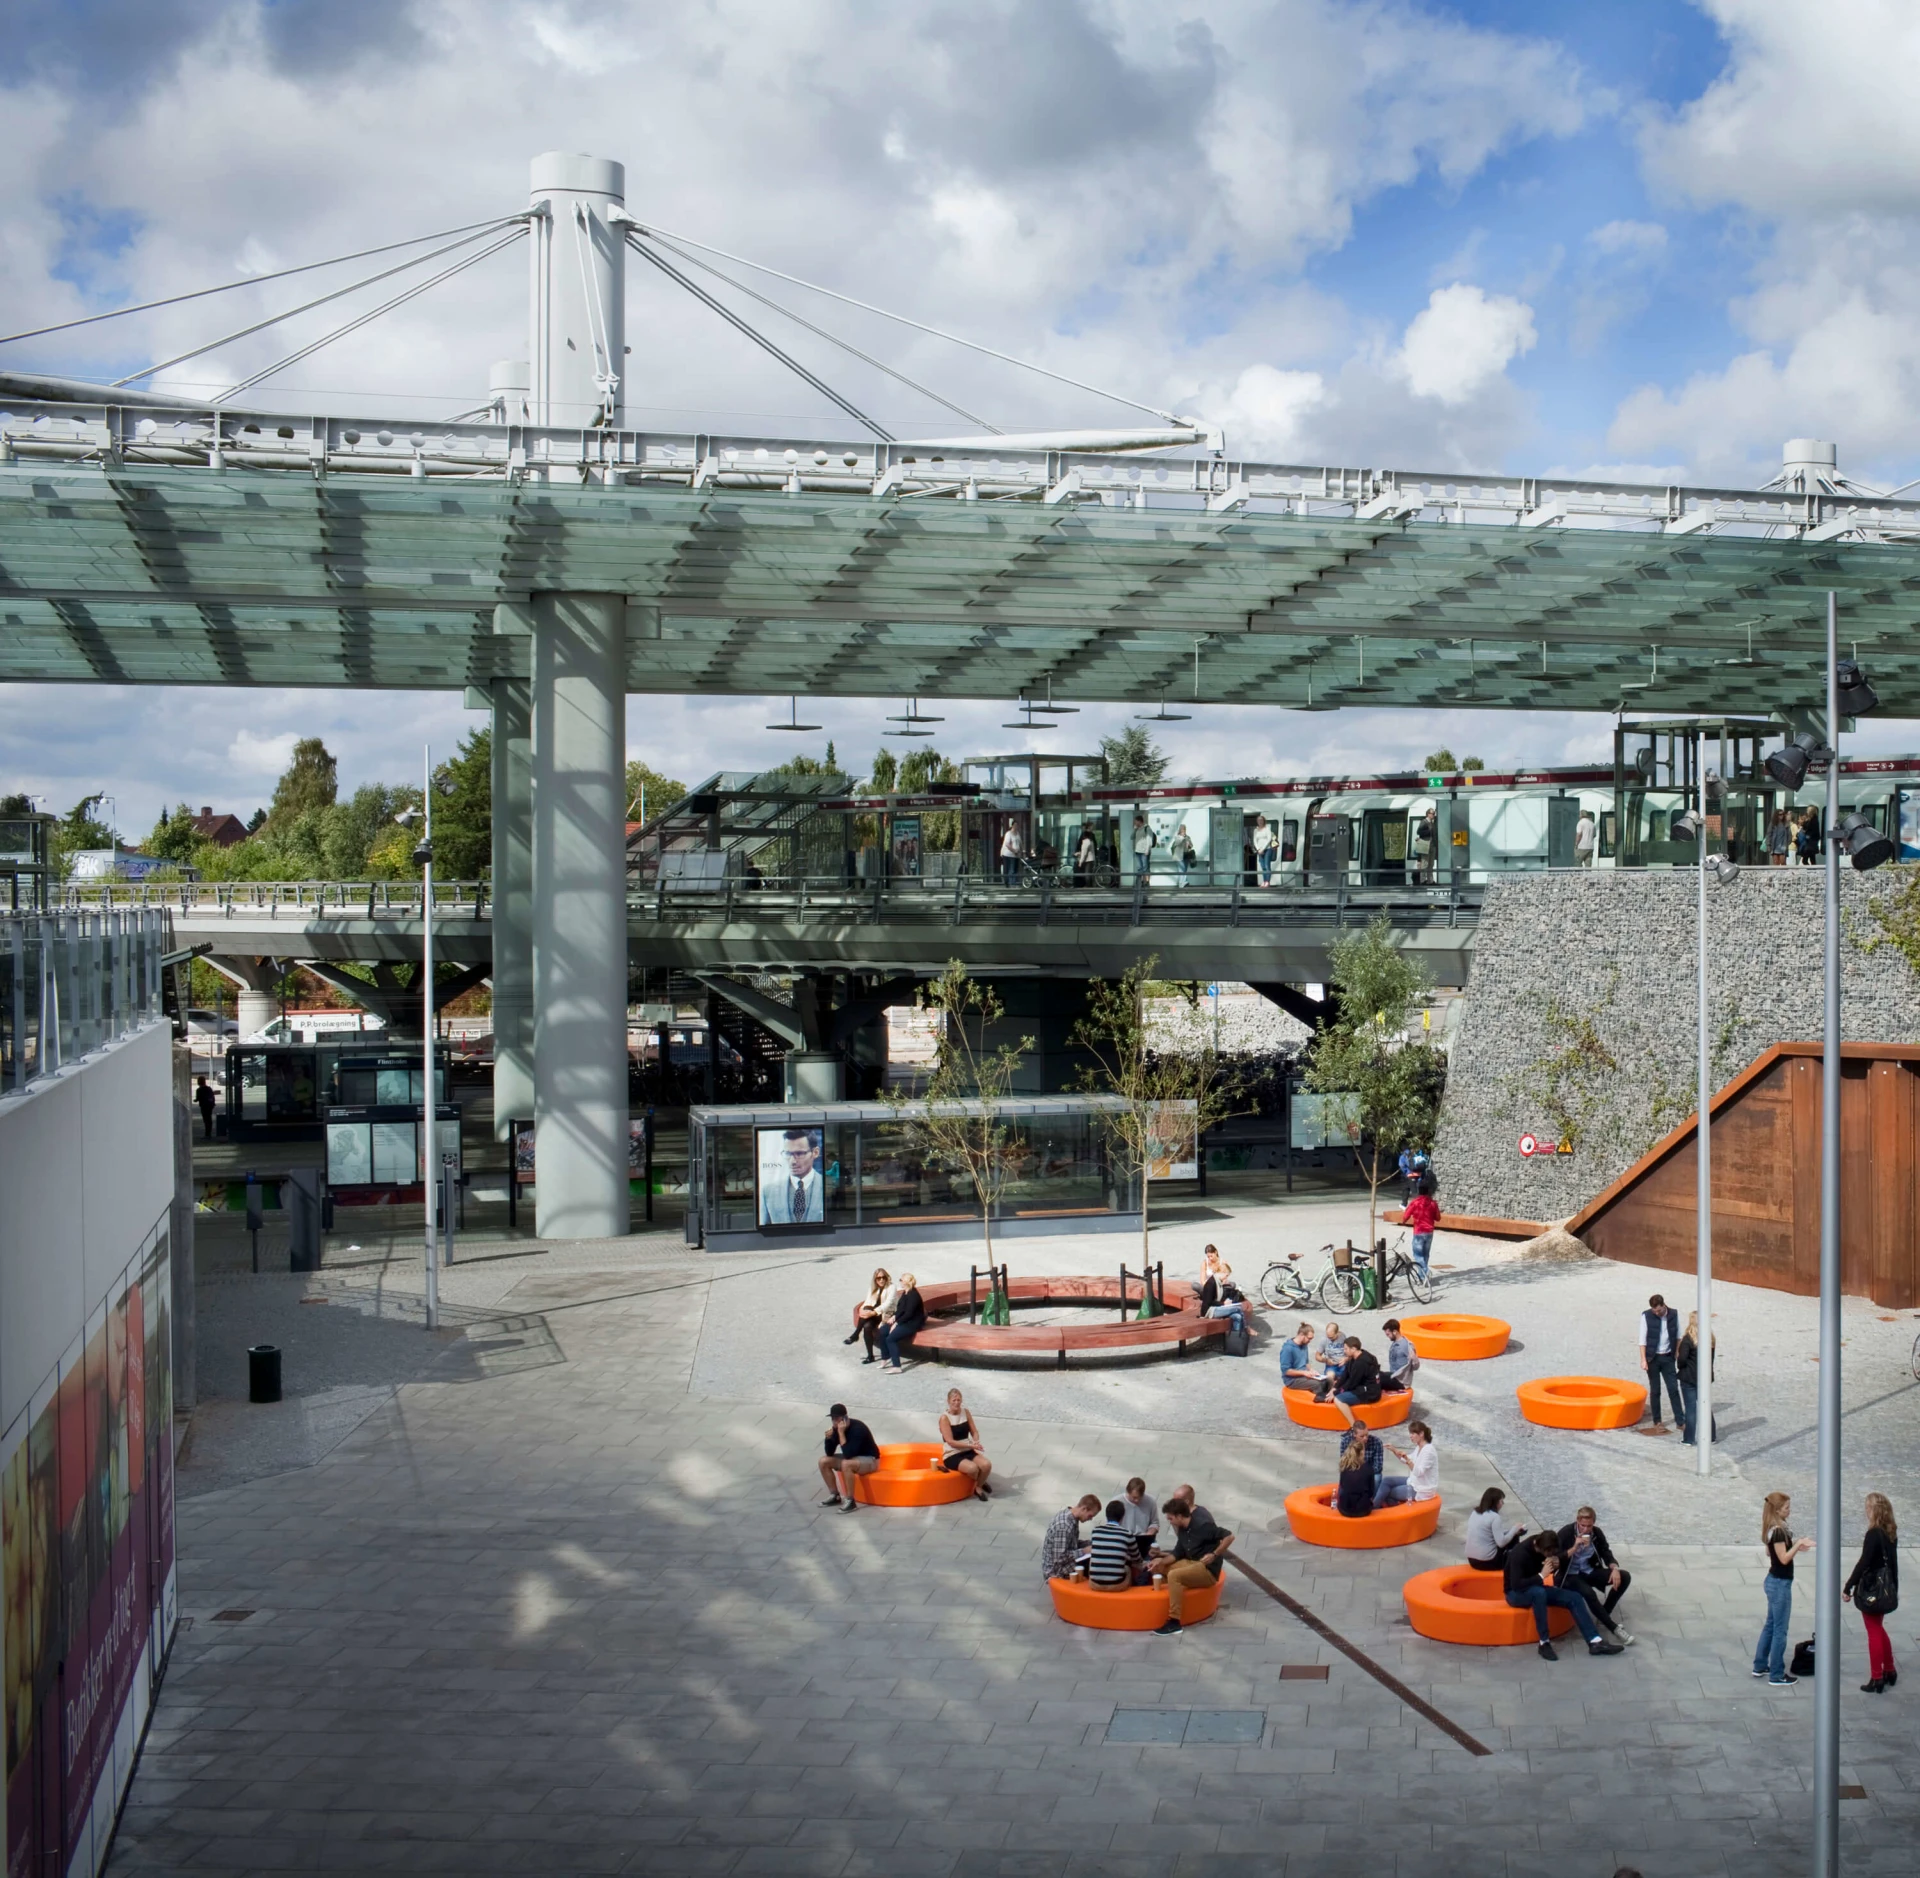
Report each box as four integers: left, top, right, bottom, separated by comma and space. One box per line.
848, 1443, 977, 1507
1403, 1565, 1575, 1645
1282, 1390, 1411, 1432
1516, 1376, 1648, 1430
1399, 1313, 1510, 1360
1048, 1573, 1222, 1631
1284, 1485, 1441, 1549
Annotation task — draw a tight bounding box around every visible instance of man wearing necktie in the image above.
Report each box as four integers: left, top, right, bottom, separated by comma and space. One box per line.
762, 1128, 824, 1224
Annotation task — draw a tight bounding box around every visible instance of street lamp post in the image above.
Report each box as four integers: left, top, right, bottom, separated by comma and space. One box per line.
396, 748, 440, 1331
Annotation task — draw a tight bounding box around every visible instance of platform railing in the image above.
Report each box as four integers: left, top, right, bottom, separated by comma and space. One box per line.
59, 879, 490, 917
0, 907, 166, 1097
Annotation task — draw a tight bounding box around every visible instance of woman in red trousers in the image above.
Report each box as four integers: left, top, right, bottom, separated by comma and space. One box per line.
1843, 1492, 1899, 1694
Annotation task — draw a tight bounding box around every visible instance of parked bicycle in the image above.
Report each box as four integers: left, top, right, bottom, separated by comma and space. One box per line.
1260, 1245, 1373, 1313
1379, 1230, 1437, 1306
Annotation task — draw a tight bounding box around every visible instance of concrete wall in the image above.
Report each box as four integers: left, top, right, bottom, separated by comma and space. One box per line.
1433, 871, 1920, 1224
1, 1021, 173, 1431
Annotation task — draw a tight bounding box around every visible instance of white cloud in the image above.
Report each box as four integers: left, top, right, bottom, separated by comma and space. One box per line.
1211, 362, 1327, 457
1589, 219, 1666, 258
1393, 284, 1537, 405
228, 729, 299, 777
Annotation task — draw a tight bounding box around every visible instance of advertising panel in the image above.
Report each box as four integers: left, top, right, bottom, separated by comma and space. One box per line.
757, 1125, 827, 1226
4, 1232, 173, 1878
1144, 1099, 1198, 1181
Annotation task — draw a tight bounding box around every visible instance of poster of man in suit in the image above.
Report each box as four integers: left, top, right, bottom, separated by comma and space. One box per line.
759, 1127, 825, 1225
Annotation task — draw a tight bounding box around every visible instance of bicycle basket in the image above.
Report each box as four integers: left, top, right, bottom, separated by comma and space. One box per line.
1332, 1243, 1354, 1271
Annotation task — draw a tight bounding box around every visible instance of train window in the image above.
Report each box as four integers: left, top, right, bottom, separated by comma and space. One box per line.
1599, 812, 1616, 857
1280, 818, 1299, 862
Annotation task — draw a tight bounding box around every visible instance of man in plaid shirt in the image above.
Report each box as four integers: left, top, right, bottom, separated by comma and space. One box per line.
1042, 1496, 1101, 1580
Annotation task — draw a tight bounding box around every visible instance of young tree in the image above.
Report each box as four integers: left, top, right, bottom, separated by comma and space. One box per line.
624, 759, 687, 823
867, 747, 898, 792
1070, 955, 1237, 1278
1099, 725, 1169, 788
268, 738, 338, 823
50, 793, 116, 879
430, 730, 492, 879
893, 961, 1033, 1266
1304, 915, 1448, 1249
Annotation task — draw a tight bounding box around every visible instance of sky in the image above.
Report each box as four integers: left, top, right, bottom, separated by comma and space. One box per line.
7, 0, 1920, 831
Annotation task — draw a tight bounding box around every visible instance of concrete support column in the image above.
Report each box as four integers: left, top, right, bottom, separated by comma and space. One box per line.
490, 672, 534, 1136
532, 591, 628, 1239
205, 955, 279, 1037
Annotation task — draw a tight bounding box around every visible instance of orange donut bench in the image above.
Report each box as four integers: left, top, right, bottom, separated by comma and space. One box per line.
1516, 1376, 1648, 1430
1048, 1573, 1222, 1631
1284, 1485, 1441, 1549
848, 1443, 978, 1507
1403, 1565, 1575, 1645
1399, 1313, 1510, 1361
1282, 1390, 1411, 1432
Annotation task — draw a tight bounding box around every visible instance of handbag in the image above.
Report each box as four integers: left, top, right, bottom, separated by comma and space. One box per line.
1857, 1565, 1899, 1617
1222, 1326, 1251, 1358
1790, 1638, 1817, 1678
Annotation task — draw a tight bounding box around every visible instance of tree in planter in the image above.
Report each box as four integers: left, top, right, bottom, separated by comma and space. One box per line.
891, 961, 1033, 1276
1304, 916, 1448, 1251
1069, 955, 1238, 1289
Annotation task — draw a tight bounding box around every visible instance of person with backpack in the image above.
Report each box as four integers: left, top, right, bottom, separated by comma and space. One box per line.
1843, 1492, 1899, 1694
1402, 1182, 1440, 1279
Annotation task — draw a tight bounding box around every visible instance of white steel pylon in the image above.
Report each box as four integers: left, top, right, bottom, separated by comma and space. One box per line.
527, 153, 628, 429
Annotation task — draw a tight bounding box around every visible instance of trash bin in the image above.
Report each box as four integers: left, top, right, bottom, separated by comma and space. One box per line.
248, 1344, 282, 1403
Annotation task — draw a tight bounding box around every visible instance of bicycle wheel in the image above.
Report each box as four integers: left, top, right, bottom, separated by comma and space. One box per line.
1911, 1330, 1920, 1384
1404, 1261, 1436, 1305
1319, 1266, 1364, 1312
1258, 1265, 1296, 1311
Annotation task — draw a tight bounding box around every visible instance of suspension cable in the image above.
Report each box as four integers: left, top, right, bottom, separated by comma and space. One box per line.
638, 229, 999, 435
626, 234, 892, 442
0, 217, 518, 350
114, 218, 526, 387
626, 217, 1183, 426
214, 230, 526, 404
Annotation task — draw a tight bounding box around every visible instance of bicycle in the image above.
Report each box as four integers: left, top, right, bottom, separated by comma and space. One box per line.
1379, 1231, 1437, 1306
1258, 1253, 1315, 1311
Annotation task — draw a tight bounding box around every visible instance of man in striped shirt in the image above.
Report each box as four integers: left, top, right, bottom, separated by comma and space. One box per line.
1042, 1496, 1101, 1581
1088, 1501, 1147, 1588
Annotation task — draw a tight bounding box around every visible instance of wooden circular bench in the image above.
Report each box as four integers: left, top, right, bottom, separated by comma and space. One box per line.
1399, 1313, 1510, 1361
911, 1276, 1229, 1365
1282, 1390, 1411, 1432
1516, 1376, 1648, 1430
1284, 1484, 1441, 1549
1403, 1565, 1575, 1646
848, 1442, 977, 1507
1047, 1573, 1222, 1631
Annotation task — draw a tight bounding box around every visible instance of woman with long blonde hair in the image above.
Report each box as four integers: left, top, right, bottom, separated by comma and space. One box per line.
845, 1266, 892, 1362
1844, 1492, 1899, 1693
1333, 1421, 1382, 1518
1677, 1310, 1716, 1447
1755, 1491, 1813, 1685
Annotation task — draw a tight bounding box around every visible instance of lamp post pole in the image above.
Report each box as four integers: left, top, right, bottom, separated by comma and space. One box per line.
1694, 732, 1712, 1478
420, 743, 440, 1332
1812, 591, 1842, 1877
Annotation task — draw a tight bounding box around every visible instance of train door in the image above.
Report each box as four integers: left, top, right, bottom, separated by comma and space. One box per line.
1307, 814, 1350, 885
1360, 807, 1408, 885
1547, 796, 1579, 868
1210, 809, 1247, 886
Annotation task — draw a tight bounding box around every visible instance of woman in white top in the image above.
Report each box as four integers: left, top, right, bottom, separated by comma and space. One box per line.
1464, 1485, 1527, 1570
938, 1388, 993, 1500
1374, 1421, 1438, 1508
1198, 1246, 1248, 1337
844, 1266, 892, 1363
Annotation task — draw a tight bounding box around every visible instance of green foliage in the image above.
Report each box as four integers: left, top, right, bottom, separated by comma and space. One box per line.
625, 760, 688, 823
893, 961, 1033, 1258
145, 804, 202, 866
50, 793, 116, 879
1461, 756, 1485, 773
0, 792, 34, 815
1071, 955, 1239, 1264
1305, 916, 1446, 1243
1099, 725, 1169, 788
268, 738, 338, 824
868, 748, 898, 792
430, 729, 491, 879
1423, 749, 1484, 774
1857, 867, 1920, 982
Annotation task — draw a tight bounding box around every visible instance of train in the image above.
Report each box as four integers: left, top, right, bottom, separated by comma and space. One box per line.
630, 717, 1920, 891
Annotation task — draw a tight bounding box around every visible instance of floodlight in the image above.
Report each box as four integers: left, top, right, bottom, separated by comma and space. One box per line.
410, 839, 434, 867
394, 805, 421, 827
1837, 813, 1894, 871
1835, 660, 1880, 717
1710, 856, 1741, 885
1674, 807, 1702, 840
1765, 731, 1828, 789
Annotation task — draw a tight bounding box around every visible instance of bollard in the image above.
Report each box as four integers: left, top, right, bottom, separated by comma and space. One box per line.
248, 1344, 282, 1403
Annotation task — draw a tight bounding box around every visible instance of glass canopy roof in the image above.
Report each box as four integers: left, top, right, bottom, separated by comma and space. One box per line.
5, 455, 1919, 714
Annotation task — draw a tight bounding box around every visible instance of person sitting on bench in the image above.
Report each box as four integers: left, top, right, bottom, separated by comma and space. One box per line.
817, 1404, 880, 1512
1465, 1487, 1527, 1571
1119, 1477, 1159, 1560
1149, 1494, 1235, 1635
1088, 1500, 1149, 1588
1280, 1323, 1320, 1391
1374, 1421, 1438, 1508
1326, 1336, 1382, 1426
1333, 1423, 1383, 1517
1556, 1505, 1634, 1645
1043, 1495, 1102, 1581
1504, 1532, 1624, 1661
1382, 1318, 1418, 1394
1311, 1321, 1347, 1392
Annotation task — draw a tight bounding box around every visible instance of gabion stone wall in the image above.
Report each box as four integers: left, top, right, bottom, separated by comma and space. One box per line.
1432, 868, 1920, 1223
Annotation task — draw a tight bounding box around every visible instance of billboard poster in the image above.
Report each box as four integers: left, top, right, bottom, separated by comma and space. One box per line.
890, 815, 921, 878
1144, 1099, 1199, 1181
757, 1126, 826, 1227
4, 1233, 173, 1878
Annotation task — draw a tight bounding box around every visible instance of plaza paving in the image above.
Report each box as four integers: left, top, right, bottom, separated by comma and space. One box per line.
112, 1195, 1920, 1876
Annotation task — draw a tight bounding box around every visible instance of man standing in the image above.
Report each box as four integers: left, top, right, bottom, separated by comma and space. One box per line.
1412, 807, 1438, 883
194, 1074, 217, 1140
1556, 1505, 1635, 1644
999, 820, 1024, 887
1043, 1495, 1102, 1581
762, 1128, 824, 1224
817, 1404, 880, 1512
1574, 809, 1597, 867
1150, 1495, 1234, 1636
1638, 1293, 1681, 1434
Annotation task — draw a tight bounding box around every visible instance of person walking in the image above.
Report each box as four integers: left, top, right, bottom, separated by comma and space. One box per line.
1795, 808, 1820, 866
1843, 1492, 1899, 1694
999, 821, 1024, 887
1073, 828, 1096, 887
1767, 809, 1791, 867
1755, 1490, 1813, 1685
1402, 1182, 1440, 1280
194, 1074, 217, 1140
1173, 825, 1196, 885
1573, 808, 1597, 868
1252, 813, 1275, 886
1676, 1310, 1716, 1447
1638, 1293, 1681, 1434
1131, 815, 1154, 882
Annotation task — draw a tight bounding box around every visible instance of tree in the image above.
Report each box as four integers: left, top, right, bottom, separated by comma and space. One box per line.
1304, 915, 1448, 1249
892, 961, 1033, 1265
1099, 725, 1169, 788
430, 729, 491, 879
1070, 955, 1238, 1275
146, 803, 202, 865
50, 793, 115, 879
1461, 755, 1485, 773
867, 748, 898, 792
268, 738, 338, 823
1423, 749, 1484, 774
625, 760, 687, 823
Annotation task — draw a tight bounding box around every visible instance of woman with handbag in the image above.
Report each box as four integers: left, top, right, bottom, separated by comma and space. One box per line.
1843, 1492, 1899, 1693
